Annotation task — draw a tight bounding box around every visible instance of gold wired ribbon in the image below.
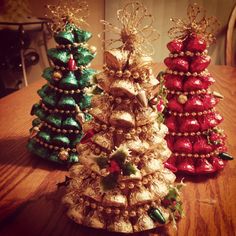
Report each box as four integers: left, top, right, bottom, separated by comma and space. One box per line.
100, 1, 159, 56
45, 0, 89, 33
168, 3, 220, 44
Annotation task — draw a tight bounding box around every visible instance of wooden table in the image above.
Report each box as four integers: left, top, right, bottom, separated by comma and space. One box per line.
0, 65, 235, 236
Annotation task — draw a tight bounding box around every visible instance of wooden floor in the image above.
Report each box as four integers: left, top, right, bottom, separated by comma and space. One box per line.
0, 65, 235, 236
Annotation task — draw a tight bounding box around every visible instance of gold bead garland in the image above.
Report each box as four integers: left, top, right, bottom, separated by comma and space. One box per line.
48, 83, 81, 94
42, 121, 81, 134
168, 130, 209, 136
165, 69, 210, 77
41, 102, 76, 114
173, 150, 219, 158
167, 89, 209, 95
34, 137, 77, 152
169, 49, 208, 58
167, 108, 214, 117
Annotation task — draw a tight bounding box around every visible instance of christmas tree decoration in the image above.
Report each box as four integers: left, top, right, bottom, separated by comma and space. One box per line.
63, 2, 183, 233
27, 0, 97, 164
163, 3, 233, 174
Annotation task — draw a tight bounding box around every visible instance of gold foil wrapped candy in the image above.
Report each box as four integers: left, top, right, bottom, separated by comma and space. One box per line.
109, 110, 135, 128
133, 213, 155, 232
84, 210, 106, 229
92, 132, 114, 152
107, 216, 133, 233
103, 189, 127, 207
129, 187, 153, 206
110, 79, 137, 97
67, 204, 85, 225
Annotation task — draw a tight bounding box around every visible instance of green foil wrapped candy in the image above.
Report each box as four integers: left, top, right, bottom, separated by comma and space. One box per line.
148, 207, 166, 224
57, 95, 76, 109
38, 131, 51, 143
42, 93, 58, 107
42, 67, 55, 84
32, 118, 41, 127
28, 139, 49, 159
77, 94, 92, 110
74, 28, 92, 43
46, 114, 62, 128
71, 133, 83, 146
62, 117, 81, 130
54, 31, 75, 45
59, 71, 79, 90
31, 104, 46, 120
76, 68, 95, 89
69, 152, 79, 163
47, 48, 70, 66
37, 84, 49, 98
52, 134, 70, 146
49, 151, 62, 163
74, 47, 95, 66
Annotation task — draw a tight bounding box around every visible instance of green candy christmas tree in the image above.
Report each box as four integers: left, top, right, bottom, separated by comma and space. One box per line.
27, 1, 97, 163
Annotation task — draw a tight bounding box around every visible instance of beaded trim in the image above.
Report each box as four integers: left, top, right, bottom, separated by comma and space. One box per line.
48, 83, 81, 94
77, 195, 159, 217
167, 89, 210, 95
43, 121, 81, 134
34, 137, 77, 152
103, 66, 147, 80
173, 150, 219, 158
167, 108, 214, 117
52, 64, 87, 72
41, 102, 76, 114
165, 69, 210, 77
56, 42, 85, 49
169, 49, 208, 58
168, 130, 209, 136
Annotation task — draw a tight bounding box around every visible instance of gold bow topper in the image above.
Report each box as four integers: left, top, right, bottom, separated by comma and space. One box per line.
168, 3, 220, 44
45, 0, 89, 33
101, 1, 159, 56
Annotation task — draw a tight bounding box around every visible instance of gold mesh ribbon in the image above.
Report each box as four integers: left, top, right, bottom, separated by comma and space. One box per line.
168, 3, 220, 44
45, 0, 89, 33
101, 1, 159, 56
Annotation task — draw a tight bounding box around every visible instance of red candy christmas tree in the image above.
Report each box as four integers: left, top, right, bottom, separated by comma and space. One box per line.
163, 3, 233, 175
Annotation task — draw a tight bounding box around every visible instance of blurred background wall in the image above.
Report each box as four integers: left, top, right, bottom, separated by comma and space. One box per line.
0, 0, 235, 92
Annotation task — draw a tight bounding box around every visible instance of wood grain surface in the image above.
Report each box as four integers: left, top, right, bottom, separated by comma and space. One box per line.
0, 65, 235, 236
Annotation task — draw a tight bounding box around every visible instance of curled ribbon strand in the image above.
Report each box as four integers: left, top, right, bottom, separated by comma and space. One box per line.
45, 0, 89, 34
168, 3, 220, 44
101, 1, 159, 56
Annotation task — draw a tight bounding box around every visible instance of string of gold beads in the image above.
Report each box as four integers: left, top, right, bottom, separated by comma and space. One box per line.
169, 49, 208, 58
34, 137, 76, 152
103, 66, 147, 80
56, 42, 85, 49
169, 130, 209, 136
173, 150, 219, 158
166, 69, 210, 77
48, 83, 81, 94
52, 64, 86, 72
43, 121, 81, 134
78, 196, 158, 217
166, 89, 209, 95
41, 102, 76, 114
167, 108, 214, 117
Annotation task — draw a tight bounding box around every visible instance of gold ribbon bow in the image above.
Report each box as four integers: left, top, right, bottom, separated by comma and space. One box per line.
168, 3, 220, 44
101, 1, 159, 56
45, 0, 89, 33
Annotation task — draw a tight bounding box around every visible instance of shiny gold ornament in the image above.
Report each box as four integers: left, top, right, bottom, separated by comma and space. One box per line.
92, 132, 114, 151
178, 94, 188, 104
89, 45, 97, 54
59, 149, 69, 161
53, 71, 63, 81
136, 89, 148, 107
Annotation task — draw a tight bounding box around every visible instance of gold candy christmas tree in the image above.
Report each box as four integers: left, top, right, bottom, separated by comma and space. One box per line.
63, 2, 183, 233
